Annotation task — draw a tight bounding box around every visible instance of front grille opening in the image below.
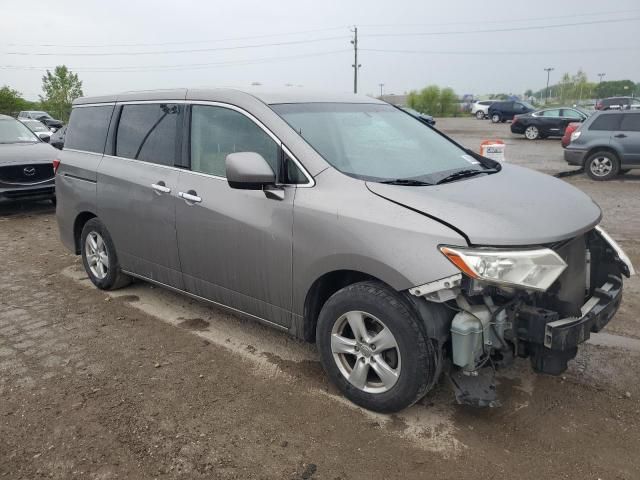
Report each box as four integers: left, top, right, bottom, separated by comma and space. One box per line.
0, 164, 54, 184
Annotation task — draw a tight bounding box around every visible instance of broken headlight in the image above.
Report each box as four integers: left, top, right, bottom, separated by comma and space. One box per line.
439, 246, 567, 291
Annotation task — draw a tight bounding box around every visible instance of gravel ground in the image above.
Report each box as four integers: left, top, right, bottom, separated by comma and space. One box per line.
1, 118, 640, 479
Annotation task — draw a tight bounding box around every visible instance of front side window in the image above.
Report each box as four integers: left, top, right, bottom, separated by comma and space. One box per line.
65, 105, 114, 153
115, 103, 179, 166
272, 103, 490, 183
190, 105, 279, 178
0, 118, 39, 144
620, 114, 640, 132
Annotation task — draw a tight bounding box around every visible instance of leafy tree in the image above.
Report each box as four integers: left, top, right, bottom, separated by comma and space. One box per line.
595, 80, 636, 98
40, 65, 83, 121
439, 87, 458, 116
0, 86, 33, 116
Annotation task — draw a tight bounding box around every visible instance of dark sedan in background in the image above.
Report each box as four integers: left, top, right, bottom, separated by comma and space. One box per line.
0, 114, 57, 203
511, 107, 590, 140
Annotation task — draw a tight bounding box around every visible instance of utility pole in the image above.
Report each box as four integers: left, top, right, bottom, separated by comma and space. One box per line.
351, 26, 361, 94
379, 83, 384, 97
597, 73, 606, 99
544, 67, 554, 104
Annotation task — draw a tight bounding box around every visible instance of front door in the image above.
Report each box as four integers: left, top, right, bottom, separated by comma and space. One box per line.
175, 104, 295, 327
97, 102, 183, 288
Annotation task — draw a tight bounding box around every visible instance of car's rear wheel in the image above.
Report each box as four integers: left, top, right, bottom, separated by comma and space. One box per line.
80, 218, 131, 290
491, 113, 501, 123
586, 151, 620, 181
524, 125, 540, 140
316, 281, 438, 413
475, 110, 485, 120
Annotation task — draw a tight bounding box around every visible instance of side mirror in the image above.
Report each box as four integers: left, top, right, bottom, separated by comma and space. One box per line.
38, 133, 50, 143
226, 152, 276, 190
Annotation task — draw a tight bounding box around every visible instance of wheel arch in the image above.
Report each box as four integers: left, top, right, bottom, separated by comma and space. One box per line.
301, 269, 387, 343
73, 211, 98, 254
585, 145, 620, 164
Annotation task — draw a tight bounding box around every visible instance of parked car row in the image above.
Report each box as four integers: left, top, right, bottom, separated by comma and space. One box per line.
17, 111, 64, 131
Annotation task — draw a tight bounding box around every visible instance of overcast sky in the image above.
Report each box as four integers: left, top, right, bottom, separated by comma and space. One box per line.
2, 0, 639, 101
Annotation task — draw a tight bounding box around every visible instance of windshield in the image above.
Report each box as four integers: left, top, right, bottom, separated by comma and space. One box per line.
272, 103, 487, 183
0, 118, 39, 143
23, 121, 49, 132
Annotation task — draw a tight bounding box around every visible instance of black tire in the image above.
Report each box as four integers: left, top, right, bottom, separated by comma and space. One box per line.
585, 150, 620, 181
80, 218, 131, 290
316, 281, 438, 413
491, 113, 501, 123
475, 110, 485, 120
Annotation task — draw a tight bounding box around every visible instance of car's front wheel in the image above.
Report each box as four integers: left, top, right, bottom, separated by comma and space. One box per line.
491, 113, 501, 123
80, 218, 131, 290
316, 281, 438, 413
524, 125, 540, 140
475, 110, 485, 120
586, 151, 620, 181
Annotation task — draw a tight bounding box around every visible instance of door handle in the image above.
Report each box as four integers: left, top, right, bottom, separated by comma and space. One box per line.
178, 191, 202, 204
151, 183, 171, 194
614, 134, 627, 138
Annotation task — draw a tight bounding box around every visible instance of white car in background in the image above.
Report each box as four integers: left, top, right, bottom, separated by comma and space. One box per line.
471, 100, 498, 120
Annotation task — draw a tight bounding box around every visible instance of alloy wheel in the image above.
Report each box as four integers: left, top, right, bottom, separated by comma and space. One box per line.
330, 311, 401, 393
590, 156, 613, 177
85, 231, 109, 280
476, 111, 484, 119
525, 126, 539, 140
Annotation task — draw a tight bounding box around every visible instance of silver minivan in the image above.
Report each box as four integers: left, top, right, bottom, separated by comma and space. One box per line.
56, 89, 634, 412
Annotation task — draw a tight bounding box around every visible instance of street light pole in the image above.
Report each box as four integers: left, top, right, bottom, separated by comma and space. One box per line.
351, 26, 361, 94
379, 83, 384, 97
597, 73, 606, 100
544, 67, 554, 104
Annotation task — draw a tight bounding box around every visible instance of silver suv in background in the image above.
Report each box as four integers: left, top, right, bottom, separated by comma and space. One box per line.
55, 89, 633, 412
564, 110, 640, 180
471, 100, 497, 120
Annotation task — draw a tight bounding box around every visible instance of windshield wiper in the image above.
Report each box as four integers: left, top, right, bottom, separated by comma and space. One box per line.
380, 178, 433, 186
436, 168, 497, 185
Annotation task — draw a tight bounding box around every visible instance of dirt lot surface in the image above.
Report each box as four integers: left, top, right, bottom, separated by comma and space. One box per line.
2, 118, 640, 479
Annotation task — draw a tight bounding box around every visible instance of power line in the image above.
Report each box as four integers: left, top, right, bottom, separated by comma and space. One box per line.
358, 8, 640, 28
4, 26, 351, 49
360, 17, 640, 38
361, 46, 640, 56
2, 35, 350, 57
0, 49, 351, 73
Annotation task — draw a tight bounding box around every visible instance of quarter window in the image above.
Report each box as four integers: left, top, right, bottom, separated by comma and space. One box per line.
115, 103, 180, 166
190, 105, 279, 178
65, 105, 114, 153
620, 114, 640, 132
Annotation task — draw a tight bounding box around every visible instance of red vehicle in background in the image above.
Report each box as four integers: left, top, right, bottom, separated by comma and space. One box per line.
562, 122, 581, 148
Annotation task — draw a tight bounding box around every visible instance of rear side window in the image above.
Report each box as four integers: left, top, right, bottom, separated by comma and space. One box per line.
115, 103, 180, 166
589, 114, 621, 131
541, 109, 561, 117
65, 105, 114, 153
620, 114, 640, 132
190, 105, 279, 178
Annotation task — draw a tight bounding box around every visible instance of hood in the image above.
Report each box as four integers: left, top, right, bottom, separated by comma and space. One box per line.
0, 142, 58, 166
366, 164, 601, 246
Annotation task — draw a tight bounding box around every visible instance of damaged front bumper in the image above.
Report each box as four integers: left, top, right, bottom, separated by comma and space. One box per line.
409, 226, 633, 407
